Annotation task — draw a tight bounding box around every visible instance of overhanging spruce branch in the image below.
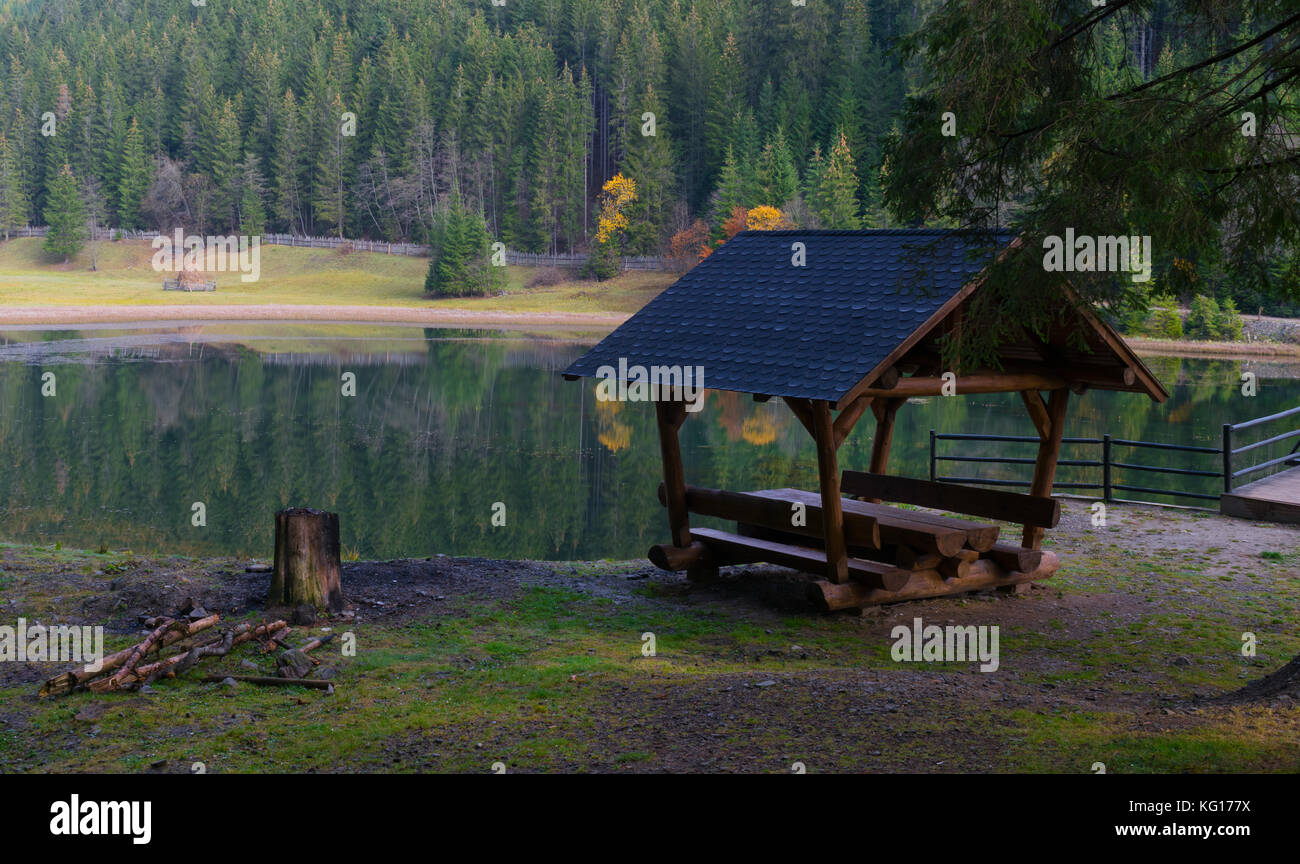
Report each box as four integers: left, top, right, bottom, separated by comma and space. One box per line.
1112, 11, 1300, 100
1042, 0, 1142, 55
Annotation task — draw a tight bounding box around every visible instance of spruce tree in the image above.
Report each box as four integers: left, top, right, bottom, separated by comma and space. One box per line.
42, 164, 86, 264
115, 118, 149, 230
710, 145, 746, 230
0, 133, 29, 239
622, 85, 676, 254
810, 131, 860, 229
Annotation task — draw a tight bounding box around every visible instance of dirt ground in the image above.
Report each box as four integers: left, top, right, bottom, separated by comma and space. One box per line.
1, 499, 1298, 773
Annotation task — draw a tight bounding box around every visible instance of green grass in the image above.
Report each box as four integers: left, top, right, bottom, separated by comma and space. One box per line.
3, 502, 1300, 773
0, 237, 672, 317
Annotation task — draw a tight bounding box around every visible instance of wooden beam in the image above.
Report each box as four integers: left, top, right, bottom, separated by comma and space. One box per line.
841, 471, 1059, 529
1063, 366, 1137, 390
1021, 389, 1070, 549
690, 528, 909, 592
985, 543, 1044, 573
832, 395, 872, 449
808, 551, 1060, 611
1059, 281, 1169, 403
874, 366, 901, 390
1020, 390, 1052, 440
647, 541, 712, 572
812, 400, 849, 583
868, 398, 902, 479
854, 372, 1067, 399
783, 396, 816, 439
654, 400, 691, 548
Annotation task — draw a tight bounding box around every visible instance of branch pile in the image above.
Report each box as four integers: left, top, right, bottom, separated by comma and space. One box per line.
38, 615, 290, 696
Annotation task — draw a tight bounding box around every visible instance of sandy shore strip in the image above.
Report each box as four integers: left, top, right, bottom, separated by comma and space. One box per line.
0, 304, 631, 329
1126, 336, 1300, 359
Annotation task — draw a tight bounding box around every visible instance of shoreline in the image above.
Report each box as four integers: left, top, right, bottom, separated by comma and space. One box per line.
0, 304, 631, 329
1125, 336, 1300, 359
0, 306, 1298, 359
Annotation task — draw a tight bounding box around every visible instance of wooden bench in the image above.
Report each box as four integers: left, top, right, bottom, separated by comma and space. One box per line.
752, 487, 997, 555
688, 528, 910, 591
840, 471, 1060, 528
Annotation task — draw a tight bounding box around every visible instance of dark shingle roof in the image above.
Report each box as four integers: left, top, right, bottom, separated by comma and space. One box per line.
563, 228, 1016, 401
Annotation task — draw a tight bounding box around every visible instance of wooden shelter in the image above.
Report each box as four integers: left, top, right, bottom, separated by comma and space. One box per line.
563, 229, 1167, 611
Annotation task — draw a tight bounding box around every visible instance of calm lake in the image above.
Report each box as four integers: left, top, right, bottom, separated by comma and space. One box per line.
1, 324, 1297, 561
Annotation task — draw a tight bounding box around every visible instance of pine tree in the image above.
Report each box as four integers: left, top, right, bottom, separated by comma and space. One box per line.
273, 89, 306, 234
0, 133, 29, 239
42, 163, 86, 264
754, 128, 798, 207
311, 92, 350, 238
115, 118, 149, 230
237, 154, 268, 235
710, 145, 746, 230
425, 192, 495, 297
623, 84, 677, 254
808, 131, 860, 229
206, 99, 243, 232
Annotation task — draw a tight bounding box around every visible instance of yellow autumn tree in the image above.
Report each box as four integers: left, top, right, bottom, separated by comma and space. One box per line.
586, 173, 638, 280
745, 205, 792, 231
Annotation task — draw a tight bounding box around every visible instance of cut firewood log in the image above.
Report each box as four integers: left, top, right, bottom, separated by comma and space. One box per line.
108, 618, 187, 689
86, 620, 286, 692
40, 614, 220, 697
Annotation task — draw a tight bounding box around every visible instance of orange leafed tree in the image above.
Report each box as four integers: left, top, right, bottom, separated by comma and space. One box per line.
721, 205, 748, 239
668, 218, 711, 268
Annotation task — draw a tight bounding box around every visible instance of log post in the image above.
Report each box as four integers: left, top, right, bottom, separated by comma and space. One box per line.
654, 400, 690, 547
812, 400, 849, 584
865, 398, 902, 502
269, 508, 345, 613
655, 400, 713, 579
1021, 389, 1070, 549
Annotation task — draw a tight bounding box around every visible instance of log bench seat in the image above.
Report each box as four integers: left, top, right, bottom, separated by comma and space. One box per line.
688, 527, 911, 591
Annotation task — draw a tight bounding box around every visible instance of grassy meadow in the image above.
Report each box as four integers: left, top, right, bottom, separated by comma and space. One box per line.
0, 237, 671, 317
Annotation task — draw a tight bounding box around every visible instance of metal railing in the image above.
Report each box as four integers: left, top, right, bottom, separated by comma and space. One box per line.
929, 431, 1224, 506
1222, 405, 1300, 492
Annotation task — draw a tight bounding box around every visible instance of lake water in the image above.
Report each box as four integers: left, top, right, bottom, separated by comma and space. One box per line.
0, 324, 1297, 561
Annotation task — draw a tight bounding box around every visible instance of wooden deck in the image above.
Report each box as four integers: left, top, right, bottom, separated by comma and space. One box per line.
1220, 465, 1300, 525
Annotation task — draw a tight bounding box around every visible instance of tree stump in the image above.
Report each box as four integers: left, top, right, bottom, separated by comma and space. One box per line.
268, 508, 344, 613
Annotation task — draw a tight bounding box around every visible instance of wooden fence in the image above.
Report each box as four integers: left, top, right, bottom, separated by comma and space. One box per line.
10, 226, 671, 270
